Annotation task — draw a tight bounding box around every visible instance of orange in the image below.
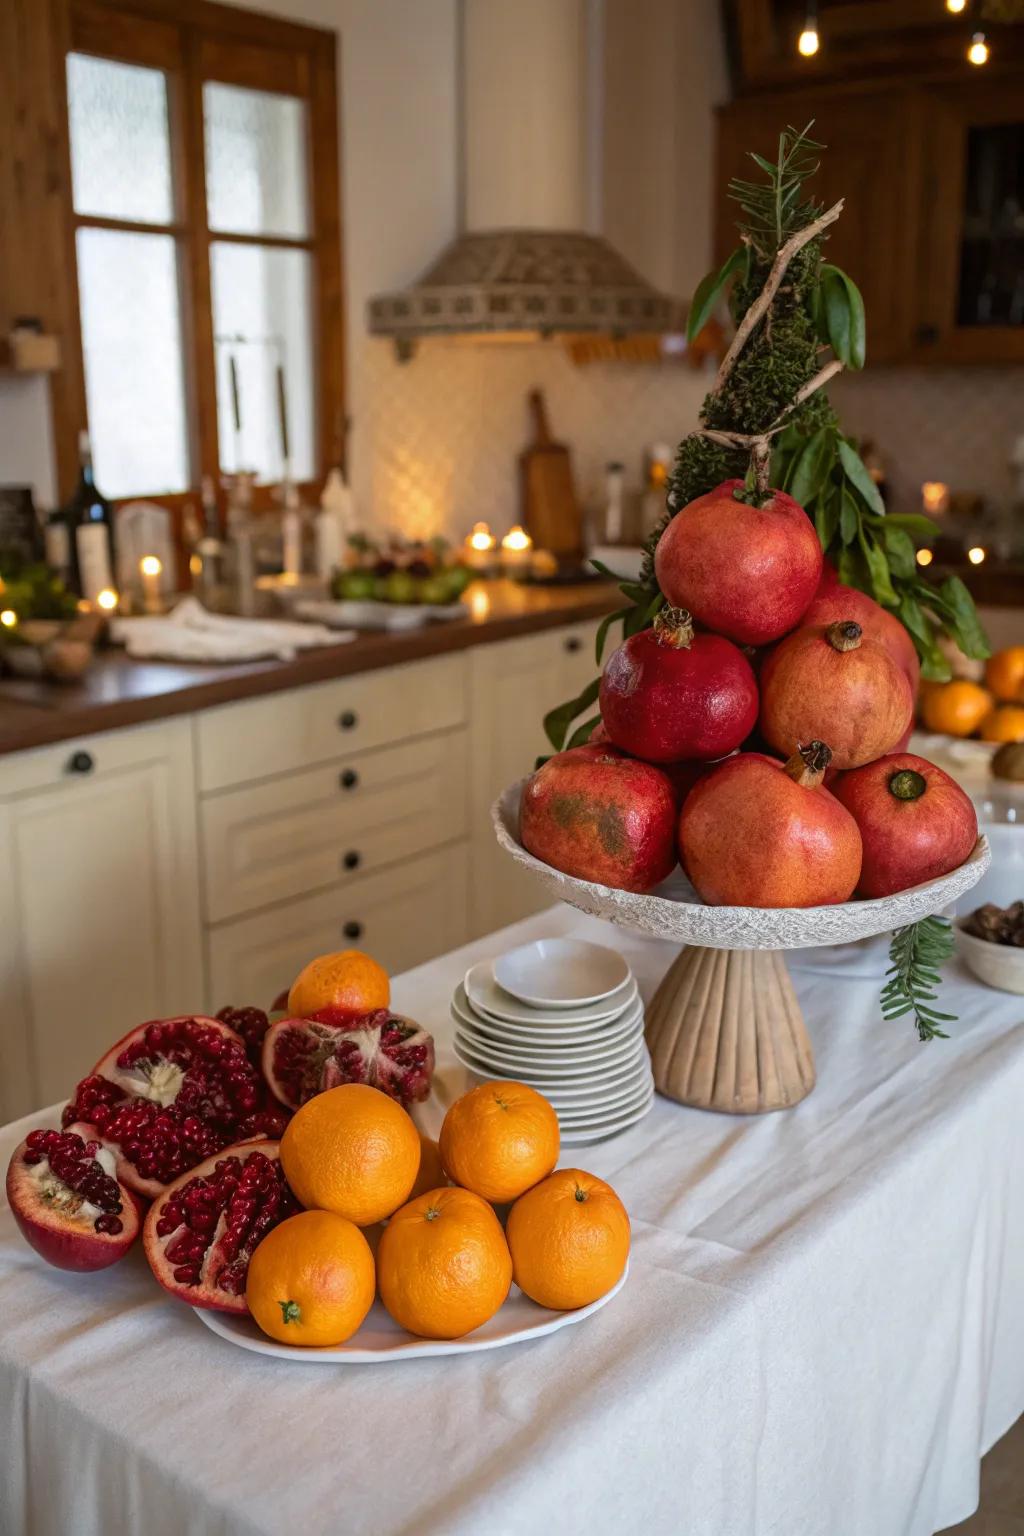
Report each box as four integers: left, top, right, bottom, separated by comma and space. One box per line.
919, 679, 992, 738
506, 1168, 630, 1311
985, 647, 1024, 703
980, 706, 1024, 744
287, 949, 389, 1019
409, 1131, 447, 1201
246, 1209, 375, 1347
280, 1083, 421, 1226
376, 1187, 512, 1338
439, 1081, 560, 1204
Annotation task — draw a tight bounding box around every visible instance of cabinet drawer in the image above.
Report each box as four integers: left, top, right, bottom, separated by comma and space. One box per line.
206, 843, 470, 1012
0, 717, 196, 799
196, 653, 468, 792
202, 728, 468, 923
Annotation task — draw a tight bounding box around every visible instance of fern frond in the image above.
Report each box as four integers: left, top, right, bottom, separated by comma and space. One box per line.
881, 917, 957, 1041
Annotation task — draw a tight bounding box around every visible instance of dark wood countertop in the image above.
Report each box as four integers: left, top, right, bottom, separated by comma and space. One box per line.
0, 580, 619, 757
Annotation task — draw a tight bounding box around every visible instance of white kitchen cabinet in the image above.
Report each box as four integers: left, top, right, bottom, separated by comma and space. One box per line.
468, 620, 601, 937
0, 718, 203, 1121
206, 844, 469, 1011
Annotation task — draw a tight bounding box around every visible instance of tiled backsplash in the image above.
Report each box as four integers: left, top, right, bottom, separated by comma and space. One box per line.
351, 337, 712, 543
351, 343, 1024, 544
831, 367, 1024, 512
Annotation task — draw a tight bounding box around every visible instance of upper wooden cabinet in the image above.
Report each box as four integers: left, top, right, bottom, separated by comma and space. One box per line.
715, 77, 1024, 365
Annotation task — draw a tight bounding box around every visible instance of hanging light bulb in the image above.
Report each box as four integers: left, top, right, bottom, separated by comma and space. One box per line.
797, 3, 820, 57
945, 0, 967, 12
967, 31, 989, 64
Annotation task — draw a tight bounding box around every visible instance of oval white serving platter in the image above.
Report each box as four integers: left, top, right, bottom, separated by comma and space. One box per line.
493, 781, 991, 951
195, 1264, 628, 1362
493, 938, 631, 1008
465, 963, 637, 1027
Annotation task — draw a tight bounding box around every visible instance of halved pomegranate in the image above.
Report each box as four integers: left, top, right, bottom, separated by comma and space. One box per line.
63, 1015, 290, 1200
143, 1140, 298, 1313
6, 1125, 143, 1272
263, 1008, 435, 1110
215, 1005, 275, 1072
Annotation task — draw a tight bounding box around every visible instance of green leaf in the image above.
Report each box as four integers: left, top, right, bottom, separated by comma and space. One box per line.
883, 513, 939, 543
937, 576, 991, 660
565, 714, 602, 750
788, 427, 833, 507
880, 524, 917, 580
839, 485, 860, 545
814, 488, 839, 550
837, 543, 869, 592
837, 439, 885, 516
588, 557, 633, 584
594, 606, 629, 665
821, 268, 852, 366
543, 676, 600, 751
822, 263, 866, 369
882, 917, 956, 1041
858, 529, 897, 606
687, 245, 747, 343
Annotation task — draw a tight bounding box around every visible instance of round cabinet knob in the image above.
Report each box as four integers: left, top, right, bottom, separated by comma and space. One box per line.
338, 709, 358, 731
339, 768, 359, 791
342, 850, 361, 871
343, 919, 363, 940
66, 750, 95, 775
563, 635, 582, 653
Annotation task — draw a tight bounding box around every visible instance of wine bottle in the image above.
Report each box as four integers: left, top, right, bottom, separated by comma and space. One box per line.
65, 431, 116, 602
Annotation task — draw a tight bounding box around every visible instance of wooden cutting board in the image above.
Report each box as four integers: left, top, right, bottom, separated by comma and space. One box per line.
518, 390, 582, 556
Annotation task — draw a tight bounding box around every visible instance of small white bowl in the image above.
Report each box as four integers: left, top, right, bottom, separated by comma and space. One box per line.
492, 938, 630, 1009
955, 922, 1024, 994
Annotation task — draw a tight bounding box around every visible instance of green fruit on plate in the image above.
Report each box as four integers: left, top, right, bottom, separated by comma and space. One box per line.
444, 565, 473, 597
417, 574, 453, 606
333, 570, 377, 602
383, 569, 417, 605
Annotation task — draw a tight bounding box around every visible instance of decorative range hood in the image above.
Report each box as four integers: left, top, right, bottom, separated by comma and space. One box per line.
368, 0, 679, 358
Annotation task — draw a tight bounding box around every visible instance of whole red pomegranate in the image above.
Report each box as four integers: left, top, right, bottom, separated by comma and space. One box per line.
654, 479, 822, 645
802, 577, 920, 694
263, 1008, 435, 1111
760, 620, 914, 769
6, 1125, 143, 1272
521, 744, 676, 893
679, 742, 862, 907
144, 1140, 299, 1313
832, 752, 978, 898
63, 1015, 290, 1199
599, 607, 758, 762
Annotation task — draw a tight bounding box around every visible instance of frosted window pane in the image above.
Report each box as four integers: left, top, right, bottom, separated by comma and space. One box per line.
67, 54, 174, 224
77, 229, 190, 497
204, 83, 309, 238
211, 242, 315, 483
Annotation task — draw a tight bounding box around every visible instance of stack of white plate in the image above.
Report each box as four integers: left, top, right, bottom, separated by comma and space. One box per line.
450, 938, 654, 1145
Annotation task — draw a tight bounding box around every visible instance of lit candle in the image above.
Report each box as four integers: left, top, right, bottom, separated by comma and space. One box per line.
464, 521, 497, 572
95, 588, 119, 613
921, 482, 950, 516
967, 546, 986, 565
916, 548, 934, 568
0, 608, 17, 629
140, 555, 163, 613
500, 525, 533, 577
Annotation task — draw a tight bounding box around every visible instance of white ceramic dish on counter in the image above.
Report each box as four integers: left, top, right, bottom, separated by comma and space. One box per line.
955, 922, 1024, 994
493, 938, 630, 1008
196, 1263, 628, 1362
463, 963, 636, 1027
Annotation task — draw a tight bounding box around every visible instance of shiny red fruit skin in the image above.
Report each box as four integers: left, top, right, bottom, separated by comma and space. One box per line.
679, 753, 862, 907
802, 578, 920, 694
760, 625, 914, 770
521, 744, 676, 893
6, 1128, 143, 1272
599, 628, 757, 762
831, 752, 978, 898
654, 479, 822, 645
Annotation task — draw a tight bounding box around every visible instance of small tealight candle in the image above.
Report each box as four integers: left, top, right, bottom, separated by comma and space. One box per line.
95, 588, 119, 613
0, 608, 17, 629
921, 481, 950, 516
500, 525, 533, 577
967, 545, 986, 565
464, 522, 497, 573
140, 555, 163, 613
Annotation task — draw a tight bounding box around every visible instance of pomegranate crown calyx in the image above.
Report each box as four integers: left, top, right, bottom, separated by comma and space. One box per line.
652, 605, 695, 649
826, 620, 863, 653
888, 768, 927, 802
784, 739, 833, 788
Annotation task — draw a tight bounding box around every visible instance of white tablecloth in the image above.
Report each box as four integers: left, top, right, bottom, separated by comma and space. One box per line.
3, 907, 1023, 1536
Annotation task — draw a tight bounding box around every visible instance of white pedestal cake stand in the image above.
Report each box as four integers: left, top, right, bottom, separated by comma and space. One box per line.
493, 782, 991, 1115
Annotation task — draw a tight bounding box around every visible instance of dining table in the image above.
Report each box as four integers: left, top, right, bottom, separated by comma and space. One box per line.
2, 903, 1023, 1536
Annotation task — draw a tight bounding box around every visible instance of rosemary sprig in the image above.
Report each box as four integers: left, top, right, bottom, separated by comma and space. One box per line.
881, 917, 957, 1041
728, 123, 823, 252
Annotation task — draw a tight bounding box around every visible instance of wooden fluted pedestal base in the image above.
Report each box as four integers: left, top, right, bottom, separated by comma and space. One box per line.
645, 947, 815, 1114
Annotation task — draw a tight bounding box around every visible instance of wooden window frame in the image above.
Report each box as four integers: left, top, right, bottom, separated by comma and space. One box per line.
49, 0, 345, 521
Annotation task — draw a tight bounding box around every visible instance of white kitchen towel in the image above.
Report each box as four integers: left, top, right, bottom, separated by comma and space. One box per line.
111, 595, 353, 662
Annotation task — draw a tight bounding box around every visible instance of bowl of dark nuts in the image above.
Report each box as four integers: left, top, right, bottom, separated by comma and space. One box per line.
957, 902, 1024, 994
